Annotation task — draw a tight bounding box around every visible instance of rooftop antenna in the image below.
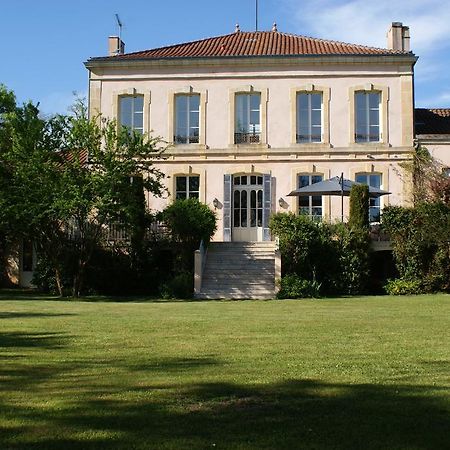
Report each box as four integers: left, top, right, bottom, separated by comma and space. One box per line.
255, 0, 259, 31
115, 13, 123, 42
114, 13, 124, 55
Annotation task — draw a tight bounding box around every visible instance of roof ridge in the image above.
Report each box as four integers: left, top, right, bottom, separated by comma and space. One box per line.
118, 30, 406, 58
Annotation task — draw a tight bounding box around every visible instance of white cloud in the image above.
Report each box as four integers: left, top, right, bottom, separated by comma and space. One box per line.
416, 90, 450, 108
282, 0, 450, 53
279, 0, 450, 107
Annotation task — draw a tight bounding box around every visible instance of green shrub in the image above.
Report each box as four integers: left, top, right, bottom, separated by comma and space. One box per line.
270, 213, 371, 296
160, 272, 193, 299
382, 203, 450, 292
331, 223, 371, 295
349, 184, 369, 230
162, 198, 217, 247
277, 274, 321, 299
384, 278, 423, 295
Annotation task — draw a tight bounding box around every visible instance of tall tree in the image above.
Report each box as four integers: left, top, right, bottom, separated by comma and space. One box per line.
0, 94, 167, 296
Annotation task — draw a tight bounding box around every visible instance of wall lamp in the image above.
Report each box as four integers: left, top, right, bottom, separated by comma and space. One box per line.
212, 198, 219, 209
278, 197, 284, 207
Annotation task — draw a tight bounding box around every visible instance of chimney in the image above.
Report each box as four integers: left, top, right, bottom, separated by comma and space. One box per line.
387, 22, 410, 52
108, 36, 125, 56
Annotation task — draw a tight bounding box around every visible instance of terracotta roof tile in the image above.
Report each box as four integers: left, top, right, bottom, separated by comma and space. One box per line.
91, 31, 410, 61
415, 109, 450, 135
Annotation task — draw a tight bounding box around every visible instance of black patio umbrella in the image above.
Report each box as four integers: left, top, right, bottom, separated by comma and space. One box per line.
287, 173, 390, 221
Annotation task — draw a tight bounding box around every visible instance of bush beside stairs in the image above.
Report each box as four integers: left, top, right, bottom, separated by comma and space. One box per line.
195, 242, 277, 299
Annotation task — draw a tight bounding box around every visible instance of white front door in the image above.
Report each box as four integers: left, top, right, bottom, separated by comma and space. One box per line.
232, 174, 263, 241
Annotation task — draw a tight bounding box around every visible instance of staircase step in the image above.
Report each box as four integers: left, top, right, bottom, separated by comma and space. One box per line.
198, 241, 277, 299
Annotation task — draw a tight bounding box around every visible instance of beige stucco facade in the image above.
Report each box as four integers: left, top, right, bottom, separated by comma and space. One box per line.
86, 53, 416, 241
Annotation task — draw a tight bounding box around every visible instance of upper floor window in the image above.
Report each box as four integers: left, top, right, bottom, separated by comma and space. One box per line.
119, 95, 144, 134
298, 174, 323, 219
355, 91, 381, 143
235, 93, 261, 144
174, 94, 200, 144
175, 175, 200, 200
356, 173, 382, 222
297, 93, 322, 143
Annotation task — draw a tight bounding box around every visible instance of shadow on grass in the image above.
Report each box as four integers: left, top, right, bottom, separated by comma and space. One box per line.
0, 289, 61, 302
0, 332, 70, 350
1, 372, 448, 449
0, 312, 76, 319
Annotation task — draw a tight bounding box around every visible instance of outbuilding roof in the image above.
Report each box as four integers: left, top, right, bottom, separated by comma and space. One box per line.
415, 109, 450, 135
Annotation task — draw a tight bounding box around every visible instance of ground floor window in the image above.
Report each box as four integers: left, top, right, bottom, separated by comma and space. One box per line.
355, 173, 382, 222
298, 174, 323, 218
175, 175, 200, 199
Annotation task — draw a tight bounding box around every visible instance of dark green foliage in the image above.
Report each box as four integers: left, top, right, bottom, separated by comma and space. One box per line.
161, 199, 216, 296
349, 184, 369, 229
277, 274, 321, 299
382, 202, 450, 293
0, 91, 167, 296
384, 278, 423, 295
333, 223, 371, 295
269, 213, 335, 283
270, 213, 371, 296
159, 272, 194, 299
162, 198, 217, 248
33, 240, 177, 297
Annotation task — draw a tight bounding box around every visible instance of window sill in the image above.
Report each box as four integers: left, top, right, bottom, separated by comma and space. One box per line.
168, 144, 208, 152
349, 142, 390, 149
228, 143, 270, 150
289, 142, 331, 150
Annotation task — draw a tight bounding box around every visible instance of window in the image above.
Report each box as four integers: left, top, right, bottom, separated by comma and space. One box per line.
175, 175, 200, 199
298, 174, 323, 218
297, 93, 322, 143
356, 173, 382, 222
174, 94, 200, 144
119, 95, 144, 134
235, 93, 261, 144
355, 91, 381, 142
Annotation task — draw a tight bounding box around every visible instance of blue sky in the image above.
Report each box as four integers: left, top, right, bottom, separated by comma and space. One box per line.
2, 0, 449, 115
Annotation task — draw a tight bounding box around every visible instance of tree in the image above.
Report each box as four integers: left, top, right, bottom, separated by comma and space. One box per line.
0, 85, 18, 286
0, 94, 168, 296
402, 145, 450, 205
348, 184, 369, 230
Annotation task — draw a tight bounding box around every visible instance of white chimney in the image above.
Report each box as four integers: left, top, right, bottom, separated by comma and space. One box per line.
108, 36, 125, 56
387, 22, 410, 52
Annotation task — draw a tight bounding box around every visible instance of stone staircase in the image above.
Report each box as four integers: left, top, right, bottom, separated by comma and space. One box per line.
195, 242, 277, 299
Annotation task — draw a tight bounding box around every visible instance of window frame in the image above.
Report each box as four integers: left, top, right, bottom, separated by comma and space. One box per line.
174, 175, 200, 200
297, 173, 324, 219
354, 91, 381, 143
290, 85, 330, 147
174, 93, 201, 145
118, 95, 144, 134
168, 87, 207, 149
296, 92, 323, 143
112, 88, 151, 135
229, 86, 268, 147
234, 92, 261, 144
349, 84, 389, 146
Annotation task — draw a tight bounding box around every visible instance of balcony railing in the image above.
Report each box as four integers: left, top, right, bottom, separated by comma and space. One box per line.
234, 132, 261, 144
174, 135, 199, 144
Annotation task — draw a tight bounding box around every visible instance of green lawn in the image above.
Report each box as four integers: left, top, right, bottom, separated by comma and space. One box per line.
0, 292, 449, 449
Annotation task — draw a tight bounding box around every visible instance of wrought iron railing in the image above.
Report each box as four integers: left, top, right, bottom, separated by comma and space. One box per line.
174, 135, 199, 144
234, 132, 261, 144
